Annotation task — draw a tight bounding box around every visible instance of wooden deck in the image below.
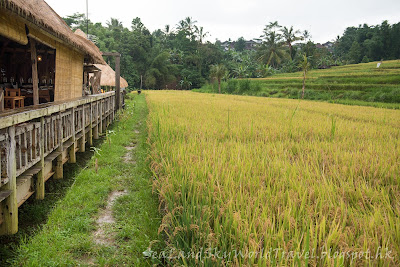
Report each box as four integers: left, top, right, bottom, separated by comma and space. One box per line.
0, 91, 122, 235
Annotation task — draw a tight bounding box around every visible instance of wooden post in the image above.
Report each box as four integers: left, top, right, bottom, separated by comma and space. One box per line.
36, 117, 45, 199
55, 113, 63, 179
30, 38, 39, 106
89, 103, 93, 145
69, 108, 76, 163
93, 101, 99, 140
0, 90, 4, 111
79, 106, 86, 152
0, 126, 18, 234
115, 55, 121, 110
83, 72, 88, 96
98, 99, 103, 135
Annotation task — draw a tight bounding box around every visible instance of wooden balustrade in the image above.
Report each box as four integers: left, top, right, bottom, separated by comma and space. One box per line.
0, 91, 118, 235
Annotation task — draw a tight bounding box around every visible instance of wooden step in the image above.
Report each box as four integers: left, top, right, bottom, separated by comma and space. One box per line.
0, 190, 12, 203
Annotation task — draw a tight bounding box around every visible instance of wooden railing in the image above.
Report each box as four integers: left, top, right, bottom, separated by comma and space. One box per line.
0, 91, 120, 234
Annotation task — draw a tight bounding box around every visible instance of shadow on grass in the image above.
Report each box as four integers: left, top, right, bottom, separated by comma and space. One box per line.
0, 139, 103, 265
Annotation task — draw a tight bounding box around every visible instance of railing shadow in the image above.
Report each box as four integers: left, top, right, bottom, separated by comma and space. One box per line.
0, 138, 102, 265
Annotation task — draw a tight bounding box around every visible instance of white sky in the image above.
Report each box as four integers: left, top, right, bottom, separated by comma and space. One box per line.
45, 0, 400, 43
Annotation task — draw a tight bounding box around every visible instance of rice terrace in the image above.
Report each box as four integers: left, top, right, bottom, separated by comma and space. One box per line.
0, 0, 400, 266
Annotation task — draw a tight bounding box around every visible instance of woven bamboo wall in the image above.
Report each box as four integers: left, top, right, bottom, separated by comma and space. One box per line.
0, 9, 28, 45
54, 43, 84, 101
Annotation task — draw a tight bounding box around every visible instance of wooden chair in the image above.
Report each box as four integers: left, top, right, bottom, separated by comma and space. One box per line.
4, 88, 25, 109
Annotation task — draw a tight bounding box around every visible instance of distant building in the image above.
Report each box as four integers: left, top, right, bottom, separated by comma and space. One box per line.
220, 39, 260, 51
316, 41, 334, 52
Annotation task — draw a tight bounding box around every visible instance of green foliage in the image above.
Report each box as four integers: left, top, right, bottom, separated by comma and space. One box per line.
197, 60, 400, 109
348, 41, 362, 63
210, 64, 228, 93
62, 14, 399, 90
9, 96, 164, 265
234, 37, 246, 52
336, 21, 400, 62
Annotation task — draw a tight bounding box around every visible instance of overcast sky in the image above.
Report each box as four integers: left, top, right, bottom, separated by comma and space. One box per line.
45, 0, 400, 43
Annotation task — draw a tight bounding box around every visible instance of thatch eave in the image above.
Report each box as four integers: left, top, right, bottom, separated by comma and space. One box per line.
0, 0, 105, 64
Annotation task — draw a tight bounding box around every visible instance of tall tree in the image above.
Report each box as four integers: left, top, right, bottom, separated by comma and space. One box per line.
281, 26, 302, 59
210, 64, 227, 94
258, 30, 288, 67
234, 37, 246, 52
299, 54, 310, 99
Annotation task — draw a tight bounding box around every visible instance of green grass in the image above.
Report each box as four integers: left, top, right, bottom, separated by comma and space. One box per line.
2, 94, 164, 266
195, 60, 400, 109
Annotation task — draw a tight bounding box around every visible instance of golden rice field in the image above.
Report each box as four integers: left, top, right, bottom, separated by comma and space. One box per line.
146, 91, 400, 266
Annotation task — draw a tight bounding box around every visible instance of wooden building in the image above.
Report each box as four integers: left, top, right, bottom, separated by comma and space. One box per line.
0, 0, 122, 235
74, 29, 128, 93
0, 0, 106, 108
95, 63, 129, 92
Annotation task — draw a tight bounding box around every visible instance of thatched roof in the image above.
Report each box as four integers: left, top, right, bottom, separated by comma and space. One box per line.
0, 0, 106, 64
94, 63, 129, 88
74, 29, 87, 39
76, 29, 128, 88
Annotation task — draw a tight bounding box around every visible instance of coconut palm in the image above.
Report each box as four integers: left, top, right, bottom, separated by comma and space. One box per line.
258, 31, 288, 68
195, 26, 209, 43
281, 26, 302, 59
210, 64, 227, 94
299, 54, 311, 99
177, 17, 198, 39
302, 30, 312, 43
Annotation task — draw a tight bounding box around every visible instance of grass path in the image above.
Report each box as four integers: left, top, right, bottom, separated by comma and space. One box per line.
4, 94, 163, 266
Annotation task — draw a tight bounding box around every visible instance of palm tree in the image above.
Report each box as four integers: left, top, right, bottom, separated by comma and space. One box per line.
258, 31, 288, 68
106, 18, 123, 30
281, 26, 302, 59
263, 21, 280, 33
195, 26, 209, 43
184, 17, 197, 35
299, 54, 311, 99
177, 17, 198, 39
302, 30, 311, 43
210, 64, 227, 94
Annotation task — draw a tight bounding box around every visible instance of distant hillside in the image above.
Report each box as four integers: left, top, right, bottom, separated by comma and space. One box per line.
195, 60, 400, 109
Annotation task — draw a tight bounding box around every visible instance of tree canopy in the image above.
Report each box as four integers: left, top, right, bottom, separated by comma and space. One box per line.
63, 15, 400, 90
